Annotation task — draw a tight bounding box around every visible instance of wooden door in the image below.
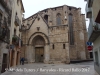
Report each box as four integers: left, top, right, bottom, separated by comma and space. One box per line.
35, 47, 44, 63
1, 54, 7, 73
10, 51, 14, 67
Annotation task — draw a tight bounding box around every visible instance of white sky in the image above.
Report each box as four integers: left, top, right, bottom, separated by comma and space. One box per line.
22, 0, 89, 29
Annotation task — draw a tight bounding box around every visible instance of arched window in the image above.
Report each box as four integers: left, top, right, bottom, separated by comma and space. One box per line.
56, 13, 61, 25
44, 15, 48, 23
69, 13, 74, 45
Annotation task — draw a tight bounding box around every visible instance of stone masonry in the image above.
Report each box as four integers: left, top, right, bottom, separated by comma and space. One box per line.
21, 5, 89, 64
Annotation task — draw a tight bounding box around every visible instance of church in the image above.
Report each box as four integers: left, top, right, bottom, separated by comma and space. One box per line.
21, 5, 89, 64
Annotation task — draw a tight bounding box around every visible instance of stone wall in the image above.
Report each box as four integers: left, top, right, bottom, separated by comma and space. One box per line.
21, 5, 89, 64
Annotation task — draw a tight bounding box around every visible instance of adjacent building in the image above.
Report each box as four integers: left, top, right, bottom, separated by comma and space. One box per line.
9, 0, 25, 67
0, 0, 25, 73
85, 0, 100, 74
0, 0, 12, 73
21, 5, 89, 64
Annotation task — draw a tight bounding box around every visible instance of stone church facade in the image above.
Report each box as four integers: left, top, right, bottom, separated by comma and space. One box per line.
21, 5, 89, 64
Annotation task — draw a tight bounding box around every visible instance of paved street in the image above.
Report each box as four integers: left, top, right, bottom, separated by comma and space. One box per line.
1, 61, 99, 75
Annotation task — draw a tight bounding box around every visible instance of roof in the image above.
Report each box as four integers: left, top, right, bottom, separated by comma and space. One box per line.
25, 13, 49, 30
23, 5, 80, 21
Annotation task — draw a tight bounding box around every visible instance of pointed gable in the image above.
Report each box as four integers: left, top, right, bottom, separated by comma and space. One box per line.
27, 13, 49, 37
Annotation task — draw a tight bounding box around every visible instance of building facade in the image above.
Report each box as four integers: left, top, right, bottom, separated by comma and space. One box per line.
0, 0, 12, 73
85, 0, 100, 74
21, 5, 89, 64
0, 0, 25, 73
9, 0, 25, 67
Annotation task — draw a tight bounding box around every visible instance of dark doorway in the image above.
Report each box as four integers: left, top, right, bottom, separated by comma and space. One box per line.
90, 52, 93, 58
10, 51, 14, 67
33, 35, 45, 63
1, 54, 7, 73
16, 52, 19, 65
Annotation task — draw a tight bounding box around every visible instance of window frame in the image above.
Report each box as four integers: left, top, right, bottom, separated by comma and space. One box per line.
56, 13, 61, 25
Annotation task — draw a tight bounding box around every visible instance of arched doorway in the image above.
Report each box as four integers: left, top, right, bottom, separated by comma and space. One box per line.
32, 35, 45, 63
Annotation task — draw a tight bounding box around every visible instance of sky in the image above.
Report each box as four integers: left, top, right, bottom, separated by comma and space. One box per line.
22, 0, 89, 29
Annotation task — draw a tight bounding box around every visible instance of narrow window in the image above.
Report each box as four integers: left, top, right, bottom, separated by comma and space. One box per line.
44, 15, 48, 23
17, 0, 19, 5
14, 29, 16, 35
56, 13, 61, 25
52, 44, 54, 49
69, 13, 74, 45
63, 44, 65, 49
69, 7, 71, 11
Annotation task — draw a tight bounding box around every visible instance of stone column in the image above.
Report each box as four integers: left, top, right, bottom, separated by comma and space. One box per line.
44, 44, 50, 64
33, 46, 35, 63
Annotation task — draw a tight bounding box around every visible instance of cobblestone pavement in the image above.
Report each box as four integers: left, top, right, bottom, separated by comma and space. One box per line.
1, 61, 99, 75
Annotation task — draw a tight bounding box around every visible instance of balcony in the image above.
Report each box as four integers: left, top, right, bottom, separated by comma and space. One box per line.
12, 35, 19, 45
15, 15, 21, 26
12, 35, 23, 47
86, 3, 92, 18
88, 19, 100, 42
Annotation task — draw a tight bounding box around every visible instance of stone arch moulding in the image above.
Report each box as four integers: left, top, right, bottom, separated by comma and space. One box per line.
28, 32, 50, 45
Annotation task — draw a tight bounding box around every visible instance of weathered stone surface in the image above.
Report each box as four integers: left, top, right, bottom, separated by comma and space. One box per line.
21, 5, 89, 64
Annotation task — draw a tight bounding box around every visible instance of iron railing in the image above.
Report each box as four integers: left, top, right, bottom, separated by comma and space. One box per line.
12, 35, 23, 47
15, 15, 21, 26
88, 19, 100, 42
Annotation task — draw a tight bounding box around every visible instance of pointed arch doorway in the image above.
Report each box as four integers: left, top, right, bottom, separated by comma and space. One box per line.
33, 35, 45, 63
